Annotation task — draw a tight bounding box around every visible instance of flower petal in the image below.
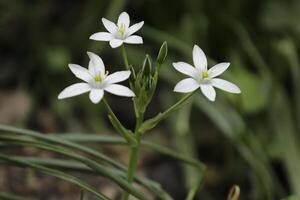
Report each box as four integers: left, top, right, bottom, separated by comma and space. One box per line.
58, 83, 90, 99
68, 64, 91, 83
127, 21, 144, 35
87, 52, 105, 76
117, 12, 130, 28
102, 18, 117, 33
211, 78, 241, 93
89, 89, 104, 104
173, 62, 197, 78
208, 62, 230, 78
124, 35, 143, 44
200, 85, 216, 101
104, 84, 135, 97
104, 70, 131, 85
109, 39, 124, 48
193, 45, 207, 70
173, 78, 200, 93
89, 32, 112, 41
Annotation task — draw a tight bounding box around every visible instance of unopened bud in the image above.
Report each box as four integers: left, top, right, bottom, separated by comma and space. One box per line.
142, 54, 152, 77
157, 41, 168, 64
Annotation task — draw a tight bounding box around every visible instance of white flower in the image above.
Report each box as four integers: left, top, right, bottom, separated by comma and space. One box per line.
90, 12, 144, 48
173, 45, 241, 101
58, 52, 135, 104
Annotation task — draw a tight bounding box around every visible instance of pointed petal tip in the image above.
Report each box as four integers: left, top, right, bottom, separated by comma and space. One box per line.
57, 92, 67, 100
89, 34, 95, 40
223, 62, 230, 66
91, 100, 99, 104
101, 17, 108, 23
86, 51, 98, 59
193, 44, 200, 50
120, 11, 129, 17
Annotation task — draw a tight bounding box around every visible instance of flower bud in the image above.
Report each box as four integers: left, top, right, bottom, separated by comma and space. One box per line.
156, 41, 168, 64
142, 54, 152, 77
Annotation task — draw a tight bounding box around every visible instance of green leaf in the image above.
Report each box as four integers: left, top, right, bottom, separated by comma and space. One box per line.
0, 154, 111, 200
0, 136, 149, 200
0, 156, 173, 200
57, 134, 205, 171
0, 124, 124, 170
233, 67, 267, 114
281, 196, 299, 200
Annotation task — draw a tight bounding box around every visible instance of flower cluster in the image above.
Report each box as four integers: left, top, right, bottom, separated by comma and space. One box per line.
58, 11, 240, 103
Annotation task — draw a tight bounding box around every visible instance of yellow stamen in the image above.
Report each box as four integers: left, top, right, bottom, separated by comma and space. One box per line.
94, 75, 102, 83
202, 70, 209, 79
118, 23, 125, 36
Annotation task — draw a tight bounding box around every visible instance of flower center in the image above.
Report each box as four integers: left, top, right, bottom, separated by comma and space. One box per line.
94, 71, 109, 83
118, 23, 126, 37
94, 75, 102, 83
201, 70, 209, 79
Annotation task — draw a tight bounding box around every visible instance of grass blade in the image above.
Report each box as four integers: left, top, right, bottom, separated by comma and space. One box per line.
0, 136, 150, 200
0, 154, 111, 200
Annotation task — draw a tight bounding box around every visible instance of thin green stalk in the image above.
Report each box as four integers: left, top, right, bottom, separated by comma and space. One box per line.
102, 98, 137, 146
122, 145, 139, 200
120, 42, 146, 200
121, 45, 129, 69
80, 190, 84, 200
185, 175, 204, 200
139, 91, 196, 133
122, 114, 144, 200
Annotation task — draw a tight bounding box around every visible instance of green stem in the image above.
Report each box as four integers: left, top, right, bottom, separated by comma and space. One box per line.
80, 190, 84, 200
121, 45, 129, 69
122, 114, 144, 200
122, 145, 140, 200
139, 91, 196, 133
102, 98, 137, 146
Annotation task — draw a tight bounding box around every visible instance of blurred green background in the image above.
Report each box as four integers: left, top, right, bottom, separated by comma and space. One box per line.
0, 0, 300, 199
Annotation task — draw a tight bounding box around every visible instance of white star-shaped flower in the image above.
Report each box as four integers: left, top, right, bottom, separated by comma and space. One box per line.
58, 52, 135, 104
173, 45, 241, 101
89, 12, 144, 48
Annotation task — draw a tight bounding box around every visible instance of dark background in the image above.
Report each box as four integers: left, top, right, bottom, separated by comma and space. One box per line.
0, 0, 300, 199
